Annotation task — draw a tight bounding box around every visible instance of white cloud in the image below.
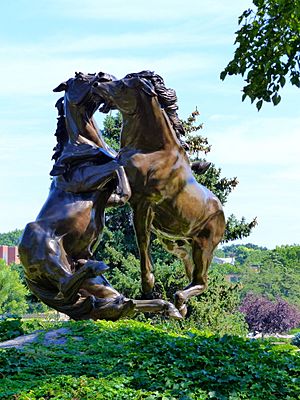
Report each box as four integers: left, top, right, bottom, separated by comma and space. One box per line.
207, 117, 300, 167
43, 0, 252, 21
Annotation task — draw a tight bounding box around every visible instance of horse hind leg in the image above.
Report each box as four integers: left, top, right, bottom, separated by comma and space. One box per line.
174, 212, 225, 316
132, 299, 182, 320
133, 203, 155, 297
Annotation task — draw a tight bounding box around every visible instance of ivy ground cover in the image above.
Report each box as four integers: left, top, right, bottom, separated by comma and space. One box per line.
0, 320, 299, 399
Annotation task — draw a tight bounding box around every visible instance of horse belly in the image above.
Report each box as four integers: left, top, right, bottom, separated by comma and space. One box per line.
152, 202, 191, 237
151, 184, 222, 237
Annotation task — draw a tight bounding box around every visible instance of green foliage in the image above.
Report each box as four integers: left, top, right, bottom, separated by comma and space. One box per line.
102, 250, 247, 336
291, 332, 300, 348
240, 245, 300, 308
102, 112, 123, 151
216, 244, 300, 309
0, 229, 23, 246
223, 215, 257, 243
0, 259, 29, 316
0, 317, 61, 343
221, 0, 300, 109
222, 243, 268, 258
0, 317, 24, 341
0, 320, 299, 399
187, 272, 248, 336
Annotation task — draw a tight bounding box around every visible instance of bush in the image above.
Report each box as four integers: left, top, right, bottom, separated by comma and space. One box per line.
291, 332, 300, 348
240, 294, 300, 335
0, 259, 29, 316
0, 317, 24, 341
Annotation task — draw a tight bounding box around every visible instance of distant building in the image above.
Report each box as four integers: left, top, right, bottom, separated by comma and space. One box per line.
0, 245, 20, 265
212, 256, 235, 266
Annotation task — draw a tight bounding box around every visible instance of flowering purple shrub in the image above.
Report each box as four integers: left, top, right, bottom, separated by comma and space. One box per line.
240, 293, 300, 335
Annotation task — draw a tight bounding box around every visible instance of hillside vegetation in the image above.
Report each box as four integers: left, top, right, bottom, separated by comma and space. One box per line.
0, 319, 299, 400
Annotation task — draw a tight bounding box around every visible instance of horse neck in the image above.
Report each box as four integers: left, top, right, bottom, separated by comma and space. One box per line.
64, 99, 108, 149
120, 96, 181, 151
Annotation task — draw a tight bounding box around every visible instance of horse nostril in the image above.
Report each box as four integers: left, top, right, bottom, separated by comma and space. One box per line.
93, 82, 99, 87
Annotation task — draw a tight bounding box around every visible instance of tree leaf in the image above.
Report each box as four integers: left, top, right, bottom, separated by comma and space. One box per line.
256, 99, 263, 111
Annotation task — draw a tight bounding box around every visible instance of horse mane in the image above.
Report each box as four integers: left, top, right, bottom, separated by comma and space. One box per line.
51, 97, 68, 162
124, 71, 186, 139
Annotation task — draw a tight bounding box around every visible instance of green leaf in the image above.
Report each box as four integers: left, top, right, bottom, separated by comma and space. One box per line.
272, 93, 281, 106
279, 76, 286, 88
256, 99, 263, 111
220, 70, 227, 81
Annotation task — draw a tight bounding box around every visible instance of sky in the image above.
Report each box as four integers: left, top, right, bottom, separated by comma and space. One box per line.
0, 0, 299, 249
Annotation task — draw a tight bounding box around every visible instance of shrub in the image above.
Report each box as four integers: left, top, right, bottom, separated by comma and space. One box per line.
0, 259, 29, 316
240, 294, 300, 335
291, 332, 300, 348
0, 317, 24, 341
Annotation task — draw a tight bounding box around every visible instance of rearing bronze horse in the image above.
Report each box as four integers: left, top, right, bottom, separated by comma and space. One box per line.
93, 72, 226, 316
19, 72, 182, 320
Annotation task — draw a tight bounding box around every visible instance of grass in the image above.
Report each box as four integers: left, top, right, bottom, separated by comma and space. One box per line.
0, 319, 299, 399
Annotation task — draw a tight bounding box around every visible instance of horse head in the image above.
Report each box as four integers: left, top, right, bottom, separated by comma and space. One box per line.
92, 75, 157, 115
54, 71, 116, 116
53, 71, 116, 146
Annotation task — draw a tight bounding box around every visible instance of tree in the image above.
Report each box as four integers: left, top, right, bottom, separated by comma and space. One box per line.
240, 293, 300, 335
0, 229, 23, 246
221, 0, 300, 110
0, 259, 29, 316
240, 245, 300, 308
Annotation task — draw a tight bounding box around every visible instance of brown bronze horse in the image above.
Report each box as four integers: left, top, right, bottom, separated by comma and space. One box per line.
19, 72, 181, 320
93, 72, 226, 316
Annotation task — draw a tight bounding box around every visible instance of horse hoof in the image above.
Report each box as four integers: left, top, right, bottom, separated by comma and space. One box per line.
167, 303, 183, 320
174, 291, 185, 308
174, 292, 187, 317
142, 273, 155, 295
178, 304, 188, 318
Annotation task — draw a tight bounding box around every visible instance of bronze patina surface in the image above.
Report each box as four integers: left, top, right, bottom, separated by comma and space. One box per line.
19, 72, 182, 321
92, 71, 225, 316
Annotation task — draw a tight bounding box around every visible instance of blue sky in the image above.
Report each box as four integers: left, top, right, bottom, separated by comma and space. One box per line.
0, 0, 299, 248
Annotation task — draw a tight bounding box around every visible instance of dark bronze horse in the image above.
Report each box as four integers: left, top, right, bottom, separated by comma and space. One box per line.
19, 72, 181, 320
93, 72, 226, 316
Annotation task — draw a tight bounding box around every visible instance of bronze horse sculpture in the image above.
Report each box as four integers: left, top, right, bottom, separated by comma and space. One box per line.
93, 71, 226, 316
19, 72, 181, 320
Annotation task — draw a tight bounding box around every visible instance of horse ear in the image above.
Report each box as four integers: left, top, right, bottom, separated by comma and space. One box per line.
53, 82, 68, 92
140, 78, 156, 97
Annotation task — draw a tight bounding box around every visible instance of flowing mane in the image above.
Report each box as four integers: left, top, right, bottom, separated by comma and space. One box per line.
124, 71, 185, 140
51, 97, 68, 162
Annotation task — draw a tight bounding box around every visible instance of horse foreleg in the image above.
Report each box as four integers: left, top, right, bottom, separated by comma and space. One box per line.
132, 299, 182, 320
133, 204, 155, 297
174, 242, 210, 317
56, 259, 109, 303
175, 212, 225, 316
106, 167, 132, 207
